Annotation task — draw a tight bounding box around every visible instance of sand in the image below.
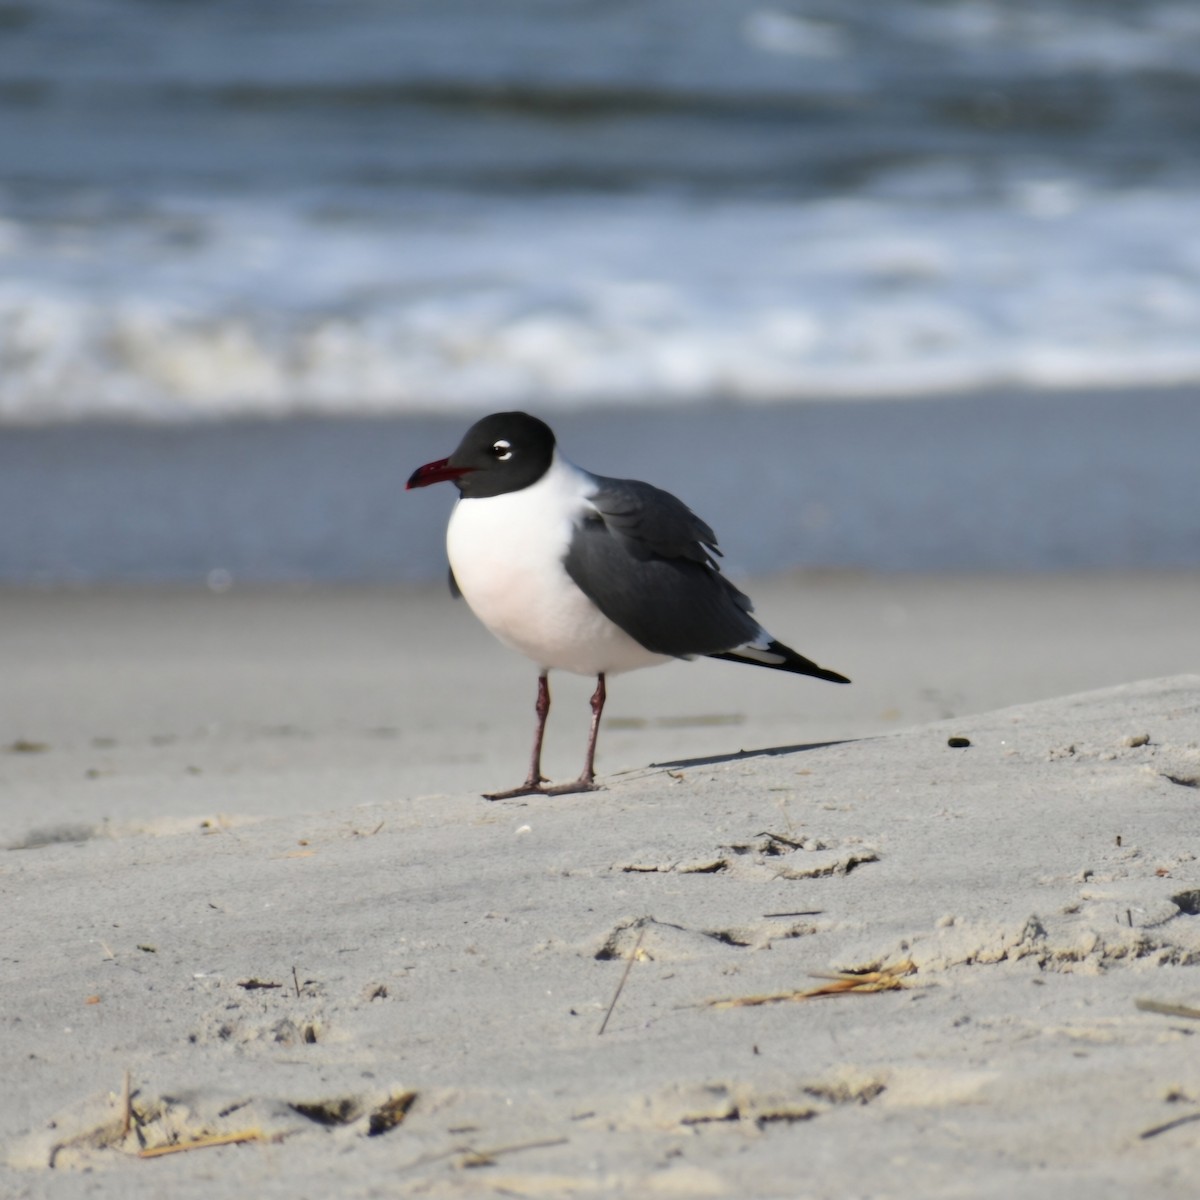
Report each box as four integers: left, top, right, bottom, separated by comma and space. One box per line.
2, 573, 1200, 1198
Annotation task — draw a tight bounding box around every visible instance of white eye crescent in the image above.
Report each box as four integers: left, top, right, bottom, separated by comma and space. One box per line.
492, 440, 512, 461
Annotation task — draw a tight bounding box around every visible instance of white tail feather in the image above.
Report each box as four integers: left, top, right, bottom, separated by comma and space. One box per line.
726, 640, 786, 666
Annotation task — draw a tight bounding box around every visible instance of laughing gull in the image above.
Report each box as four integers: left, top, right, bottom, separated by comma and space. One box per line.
407, 412, 849, 799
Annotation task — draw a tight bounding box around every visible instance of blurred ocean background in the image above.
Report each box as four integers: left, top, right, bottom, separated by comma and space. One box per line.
1, 0, 1199, 580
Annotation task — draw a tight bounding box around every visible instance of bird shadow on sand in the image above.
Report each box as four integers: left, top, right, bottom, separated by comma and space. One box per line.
640, 738, 863, 772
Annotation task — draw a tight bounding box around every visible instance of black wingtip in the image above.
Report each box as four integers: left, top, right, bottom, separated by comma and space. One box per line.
818, 667, 852, 685
709, 640, 851, 684
785, 660, 851, 685
770, 640, 851, 684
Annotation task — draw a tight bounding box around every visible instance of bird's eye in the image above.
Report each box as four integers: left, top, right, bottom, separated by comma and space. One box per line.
492, 440, 512, 461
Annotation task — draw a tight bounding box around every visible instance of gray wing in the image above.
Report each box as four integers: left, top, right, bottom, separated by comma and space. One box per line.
563, 475, 761, 658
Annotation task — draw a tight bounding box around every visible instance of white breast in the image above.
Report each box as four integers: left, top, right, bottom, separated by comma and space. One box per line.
446, 453, 670, 677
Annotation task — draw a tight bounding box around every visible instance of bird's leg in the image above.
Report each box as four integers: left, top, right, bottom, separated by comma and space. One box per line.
581, 672, 606, 785
527, 670, 551, 784
542, 672, 605, 796
483, 672, 552, 800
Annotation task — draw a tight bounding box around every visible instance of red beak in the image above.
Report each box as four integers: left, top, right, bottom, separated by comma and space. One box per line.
406, 457, 476, 490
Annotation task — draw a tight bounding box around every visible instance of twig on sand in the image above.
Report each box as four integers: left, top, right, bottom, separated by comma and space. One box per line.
138, 1129, 271, 1158
1135, 997, 1200, 1020
397, 1136, 569, 1176
708, 961, 915, 1008
598, 925, 647, 1036
459, 1136, 570, 1168
1139, 1112, 1200, 1140
292, 965, 301, 998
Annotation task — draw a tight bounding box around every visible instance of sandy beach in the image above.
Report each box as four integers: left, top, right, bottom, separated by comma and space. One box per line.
2, 572, 1199, 1197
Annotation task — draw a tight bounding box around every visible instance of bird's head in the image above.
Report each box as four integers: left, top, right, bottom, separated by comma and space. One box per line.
406, 411, 557, 498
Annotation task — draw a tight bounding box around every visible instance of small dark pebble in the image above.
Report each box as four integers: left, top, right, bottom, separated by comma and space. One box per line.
947, 736, 972, 749
8, 739, 49, 754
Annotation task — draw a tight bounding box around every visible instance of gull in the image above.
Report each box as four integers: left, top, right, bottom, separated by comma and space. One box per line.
407, 412, 848, 798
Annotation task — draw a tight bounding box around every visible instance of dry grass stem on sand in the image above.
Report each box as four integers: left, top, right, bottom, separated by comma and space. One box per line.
137, 1130, 272, 1158
708, 962, 916, 1008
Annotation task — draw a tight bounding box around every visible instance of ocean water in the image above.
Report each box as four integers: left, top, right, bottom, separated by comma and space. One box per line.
2, 0, 1200, 422
4, 390, 1199, 582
